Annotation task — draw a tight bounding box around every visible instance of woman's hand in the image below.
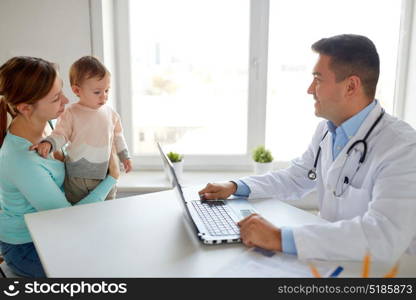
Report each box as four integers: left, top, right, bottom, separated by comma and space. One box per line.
108, 145, 120, 180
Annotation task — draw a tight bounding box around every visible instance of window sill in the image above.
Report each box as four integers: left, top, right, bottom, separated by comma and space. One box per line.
117, 170, 318, 211
117, 170, 251, 193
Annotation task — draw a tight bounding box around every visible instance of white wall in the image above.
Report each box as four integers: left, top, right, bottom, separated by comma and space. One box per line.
0, 0, 92, 103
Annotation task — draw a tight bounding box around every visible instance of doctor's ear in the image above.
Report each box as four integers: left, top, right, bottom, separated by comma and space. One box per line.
15, 103, 34, 117
345, 75, 361, 97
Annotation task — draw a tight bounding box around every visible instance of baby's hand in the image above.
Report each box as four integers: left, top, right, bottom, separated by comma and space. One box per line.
29, 141, 52, 158
53, 150, 65, 162
123, 159, 133, 173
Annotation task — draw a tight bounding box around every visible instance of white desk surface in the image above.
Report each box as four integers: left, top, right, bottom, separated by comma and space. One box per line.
25, 187, 416, 278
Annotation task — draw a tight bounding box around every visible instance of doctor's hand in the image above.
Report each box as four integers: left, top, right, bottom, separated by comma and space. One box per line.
238, 213, 282, 252
198, 182, 237, 200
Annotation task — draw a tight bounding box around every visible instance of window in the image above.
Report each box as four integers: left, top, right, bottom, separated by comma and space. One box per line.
266, 0, 402, 160
129, 0, 249, 156
108, 0, 407, 169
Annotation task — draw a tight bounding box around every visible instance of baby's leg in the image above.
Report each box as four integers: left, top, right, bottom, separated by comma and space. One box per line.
64, 176, 91, 204
64, 177, 117, 203
83, 178, 116, 200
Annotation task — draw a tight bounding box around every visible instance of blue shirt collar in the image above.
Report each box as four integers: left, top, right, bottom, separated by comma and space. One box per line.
327, 100, 377, 138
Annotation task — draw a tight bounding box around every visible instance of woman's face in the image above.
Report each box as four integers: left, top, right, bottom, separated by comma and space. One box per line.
33, 76, 69, 121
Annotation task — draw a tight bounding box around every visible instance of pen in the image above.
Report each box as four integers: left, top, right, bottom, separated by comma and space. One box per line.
308, 263, 322, 278
329, 266, 344, 278
362, 252, 371, 278
384, 263, 399, 278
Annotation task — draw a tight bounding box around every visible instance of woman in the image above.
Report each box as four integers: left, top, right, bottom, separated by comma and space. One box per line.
0, 56, 119, 277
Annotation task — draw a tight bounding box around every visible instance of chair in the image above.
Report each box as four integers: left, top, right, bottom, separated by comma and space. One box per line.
0, 255, 7, 278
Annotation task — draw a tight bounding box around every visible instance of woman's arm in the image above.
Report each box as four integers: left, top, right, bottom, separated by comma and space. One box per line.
74, 175, 116, 206
11, 160, 116, 211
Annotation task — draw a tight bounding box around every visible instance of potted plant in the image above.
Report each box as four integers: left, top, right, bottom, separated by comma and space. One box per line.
167, 151, 184, 183
252, 145, 274, 175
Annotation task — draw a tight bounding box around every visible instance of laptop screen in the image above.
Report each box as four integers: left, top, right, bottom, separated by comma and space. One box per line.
157, 142, 194, 222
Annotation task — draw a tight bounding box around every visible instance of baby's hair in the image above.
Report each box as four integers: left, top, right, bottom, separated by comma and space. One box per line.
69, 56, 109, 86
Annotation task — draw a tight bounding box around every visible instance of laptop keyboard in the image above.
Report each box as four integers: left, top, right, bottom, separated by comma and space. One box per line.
191, 201, 240, 236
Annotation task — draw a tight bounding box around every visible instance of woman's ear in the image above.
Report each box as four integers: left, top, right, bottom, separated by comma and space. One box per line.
71, 85, 81, 97
15, 103, 34, 117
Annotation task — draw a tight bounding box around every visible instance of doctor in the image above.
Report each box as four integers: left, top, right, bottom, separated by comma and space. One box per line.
199, 34, 416, 262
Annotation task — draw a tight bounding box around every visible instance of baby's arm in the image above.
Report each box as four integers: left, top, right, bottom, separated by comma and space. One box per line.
113, 111, 132, 173
37, 109, 73, 154
52, 150, 65, 162
30, 141, 52, 158
122, 158, 133, 173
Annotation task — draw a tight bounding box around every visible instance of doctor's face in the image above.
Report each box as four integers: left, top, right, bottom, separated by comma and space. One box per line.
307, 55, 347, 125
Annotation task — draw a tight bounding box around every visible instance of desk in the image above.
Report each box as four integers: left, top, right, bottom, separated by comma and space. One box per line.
25, 187, 416, 277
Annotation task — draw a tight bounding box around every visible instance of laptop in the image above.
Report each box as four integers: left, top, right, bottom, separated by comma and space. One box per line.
157, 142, 257, 244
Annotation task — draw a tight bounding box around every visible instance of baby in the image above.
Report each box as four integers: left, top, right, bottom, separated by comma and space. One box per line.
32, 56, 132, 204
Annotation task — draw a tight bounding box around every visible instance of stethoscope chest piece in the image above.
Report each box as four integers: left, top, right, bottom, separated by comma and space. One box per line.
308, 169, 317, 180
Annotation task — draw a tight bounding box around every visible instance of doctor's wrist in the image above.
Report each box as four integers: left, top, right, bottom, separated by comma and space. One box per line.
228, 181, 238, 194
274, 227, 283, 252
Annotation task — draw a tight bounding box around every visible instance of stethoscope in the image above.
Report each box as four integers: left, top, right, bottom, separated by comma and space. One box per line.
307, 110, 385, 184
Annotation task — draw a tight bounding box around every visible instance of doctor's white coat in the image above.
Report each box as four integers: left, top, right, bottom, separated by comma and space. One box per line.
241, 103, 416, 262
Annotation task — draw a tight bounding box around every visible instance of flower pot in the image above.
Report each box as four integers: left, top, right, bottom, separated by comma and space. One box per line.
253, 161, 273, 175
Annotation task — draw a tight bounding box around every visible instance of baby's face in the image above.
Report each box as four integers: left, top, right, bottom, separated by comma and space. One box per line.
75, 73, 110, 109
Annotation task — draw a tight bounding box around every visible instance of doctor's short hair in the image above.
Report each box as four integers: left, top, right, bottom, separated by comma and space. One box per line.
311, 34, 380, 100
69, 56, 110, 87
